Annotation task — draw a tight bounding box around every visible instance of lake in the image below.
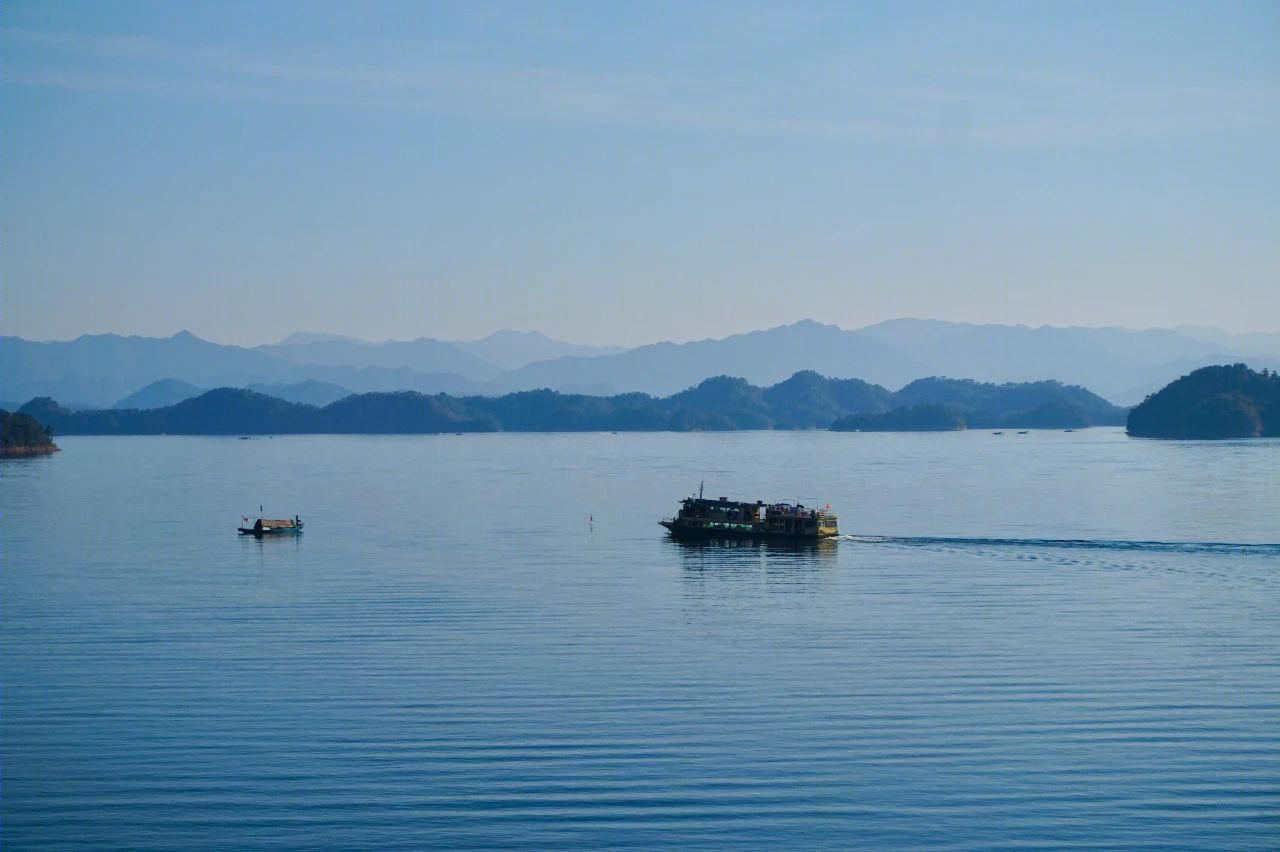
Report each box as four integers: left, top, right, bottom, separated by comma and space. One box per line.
4, 429, 1278, 850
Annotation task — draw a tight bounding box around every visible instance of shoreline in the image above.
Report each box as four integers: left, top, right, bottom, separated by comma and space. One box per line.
2, 444, 60, 458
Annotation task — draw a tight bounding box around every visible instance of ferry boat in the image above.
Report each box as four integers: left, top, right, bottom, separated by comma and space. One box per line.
660, 485, 838, 540
238, 514, 304, 536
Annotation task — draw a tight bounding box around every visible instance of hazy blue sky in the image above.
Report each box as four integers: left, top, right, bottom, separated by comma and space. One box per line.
4, 1, 1277, 346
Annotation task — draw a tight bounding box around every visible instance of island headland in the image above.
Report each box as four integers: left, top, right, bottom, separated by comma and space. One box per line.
1, 410, 60, 457
1127, 364, 1279, 439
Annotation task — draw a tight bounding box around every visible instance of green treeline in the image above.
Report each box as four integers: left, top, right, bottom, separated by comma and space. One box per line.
1, 409, 59, 456
1127, 364, 1280, 438
19, 371, 1126, 436
830, 377, 1119, 431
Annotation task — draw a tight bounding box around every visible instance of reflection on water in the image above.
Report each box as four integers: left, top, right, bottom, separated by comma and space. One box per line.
667, 537, 839, 596
667, 535, 837, 563
238, 533, 304, 550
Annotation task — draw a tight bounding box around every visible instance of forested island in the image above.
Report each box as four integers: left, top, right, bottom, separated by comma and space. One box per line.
26, 365, 1279, 439
1127, 364, 1279, 439
1, 410, 60, 457
829, 377, 1117, 431
18, 372, 1125, 436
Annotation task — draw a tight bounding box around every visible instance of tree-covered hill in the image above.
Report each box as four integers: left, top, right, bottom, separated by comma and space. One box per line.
19, 371, 1128, 436
832, 377, 1126, 431
761, 371, 894, 429
320, 391, 499, 433
20, 390, 315, 435
1126, 364, 1280, 438
1, 410, 59, 456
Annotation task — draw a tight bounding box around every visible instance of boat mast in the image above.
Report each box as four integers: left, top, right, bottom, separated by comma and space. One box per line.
699, 481, 704, 500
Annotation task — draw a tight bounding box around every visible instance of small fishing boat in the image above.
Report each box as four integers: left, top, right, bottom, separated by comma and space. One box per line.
660, 484, 838, 541
238, 514, 304, 536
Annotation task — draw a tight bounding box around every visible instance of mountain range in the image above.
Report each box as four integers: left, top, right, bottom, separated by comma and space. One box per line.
6, 320, 1279, 410
18, 372, 1127, 436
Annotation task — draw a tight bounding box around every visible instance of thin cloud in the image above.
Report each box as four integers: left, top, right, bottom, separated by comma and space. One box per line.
8, 27, 1275, 146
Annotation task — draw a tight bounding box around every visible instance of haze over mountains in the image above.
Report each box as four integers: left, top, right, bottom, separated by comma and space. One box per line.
7, 320, 1279, 411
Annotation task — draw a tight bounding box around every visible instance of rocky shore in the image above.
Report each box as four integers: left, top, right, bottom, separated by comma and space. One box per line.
2, 443, 60, 457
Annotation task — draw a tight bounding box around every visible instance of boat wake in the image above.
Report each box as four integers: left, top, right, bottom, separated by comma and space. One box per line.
837, 534, 1280, 556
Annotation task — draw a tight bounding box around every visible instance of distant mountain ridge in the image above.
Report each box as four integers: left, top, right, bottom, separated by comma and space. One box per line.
258, 336, 500, 382
8, 320, 1279, 409
450, 330, 626, 371
5, 331, 491, 407
112, 379, 357, 409
21, 371, 1126, 436
490, 321, 929, 398
113, 379, 208, 409
472, 320, 1279, 402
269, 329, 625, 372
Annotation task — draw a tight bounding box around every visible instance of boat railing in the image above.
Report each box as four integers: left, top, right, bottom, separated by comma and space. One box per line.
674, 499, 837, 522
766, 504, 836, 518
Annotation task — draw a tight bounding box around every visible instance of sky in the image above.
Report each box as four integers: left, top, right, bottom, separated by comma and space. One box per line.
4, 1, 1278, 347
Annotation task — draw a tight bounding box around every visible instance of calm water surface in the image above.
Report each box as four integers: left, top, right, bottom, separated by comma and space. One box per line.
5, 430, 1279, 850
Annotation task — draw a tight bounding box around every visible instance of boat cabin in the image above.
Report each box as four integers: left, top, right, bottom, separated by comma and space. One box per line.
664, 494, 838, 539
238, 514, 304, 536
